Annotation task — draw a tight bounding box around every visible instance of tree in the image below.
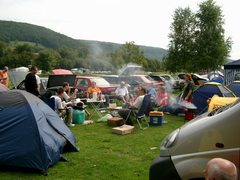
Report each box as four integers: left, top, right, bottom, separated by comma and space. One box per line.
165, 7, 196, 73
195, 0, 231, 71
110, 41, 150, 70
35, 49, 61, 72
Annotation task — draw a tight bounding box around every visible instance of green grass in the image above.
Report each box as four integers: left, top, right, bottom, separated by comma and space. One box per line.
0, 110, 184, 180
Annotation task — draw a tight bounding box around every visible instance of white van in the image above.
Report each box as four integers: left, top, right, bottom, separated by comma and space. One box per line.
150, 99, 240, 179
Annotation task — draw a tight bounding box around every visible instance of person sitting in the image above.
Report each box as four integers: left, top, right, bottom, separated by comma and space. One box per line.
204, 158, 238, 180
118, 86, 147, 125
87, 81, 102, 100
62, 82, 78, 102
115, 81, 129, 103
51, 87, 75, 127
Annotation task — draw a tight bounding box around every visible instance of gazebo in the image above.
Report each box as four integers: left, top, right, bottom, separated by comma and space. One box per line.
223, 59, 240, 85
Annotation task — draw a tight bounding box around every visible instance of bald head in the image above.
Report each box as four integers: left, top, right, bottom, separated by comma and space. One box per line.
205, 158, 238, 180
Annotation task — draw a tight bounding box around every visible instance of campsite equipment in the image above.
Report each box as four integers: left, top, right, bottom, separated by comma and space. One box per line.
223, 59, 240, 85
149, 111, 164, 126
227, 81, 240, 97
192, 82, 235, 115
208, 95, 238, 112
112, 124, 134, 135
0, 90, 79, 172
107, 117, 124, 126
72, 109, 85, 124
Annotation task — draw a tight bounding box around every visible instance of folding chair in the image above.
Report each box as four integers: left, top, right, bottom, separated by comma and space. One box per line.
126, 94, 153, 130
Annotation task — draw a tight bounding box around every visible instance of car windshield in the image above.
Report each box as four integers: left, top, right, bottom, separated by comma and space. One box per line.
161, 75, 170, 81
208, 98, 240, 116
91, 77, 110, 86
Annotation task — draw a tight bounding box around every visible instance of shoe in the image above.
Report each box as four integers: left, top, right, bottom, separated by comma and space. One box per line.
67, 123, 75, 127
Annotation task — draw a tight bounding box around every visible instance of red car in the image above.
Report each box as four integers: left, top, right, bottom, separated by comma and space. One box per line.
74, 76, 117, 98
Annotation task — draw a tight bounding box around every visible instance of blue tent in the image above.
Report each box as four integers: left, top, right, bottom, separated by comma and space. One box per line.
227, 81, 240, 97
193, 82, 235, 115
0, 90, 79, 172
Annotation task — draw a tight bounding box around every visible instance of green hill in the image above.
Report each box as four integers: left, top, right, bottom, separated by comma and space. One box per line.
0, 20, 167, 60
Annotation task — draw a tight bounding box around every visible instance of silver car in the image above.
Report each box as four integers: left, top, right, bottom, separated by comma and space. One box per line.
150, 99, 240, 180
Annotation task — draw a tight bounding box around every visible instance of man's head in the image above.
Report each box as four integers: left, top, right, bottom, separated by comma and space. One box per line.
63, 82, 70, 90
138, 86, 147, 95
30, 66, 38, 74
120, 81, 125, 87
205, 158, 237, 180
56, 87, 65, 97
91, 81, 96, 87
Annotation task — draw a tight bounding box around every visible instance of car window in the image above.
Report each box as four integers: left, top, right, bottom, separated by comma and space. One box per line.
76, 79, 89, 88
91, 78, 110, 86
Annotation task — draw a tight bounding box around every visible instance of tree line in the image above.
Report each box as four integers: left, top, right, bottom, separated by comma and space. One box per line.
0, 41, 163, 73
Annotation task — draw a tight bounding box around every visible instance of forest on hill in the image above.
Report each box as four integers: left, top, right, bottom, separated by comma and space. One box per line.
0, 20, 167, 72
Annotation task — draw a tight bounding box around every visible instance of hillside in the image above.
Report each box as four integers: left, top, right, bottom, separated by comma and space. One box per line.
0, 20, 167, 60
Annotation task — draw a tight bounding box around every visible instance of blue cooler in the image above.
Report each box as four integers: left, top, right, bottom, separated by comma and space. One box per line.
149, 111, 163, 126
72, 110, 85, 124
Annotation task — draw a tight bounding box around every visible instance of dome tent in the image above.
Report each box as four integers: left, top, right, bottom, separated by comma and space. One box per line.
0, 90, 79, 172
227, 81, 240, 97
193, 82, 235, 115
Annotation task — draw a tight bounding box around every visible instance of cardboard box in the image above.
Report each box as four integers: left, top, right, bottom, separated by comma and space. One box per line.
107, 117, 124, 126
112, 125, 134, 135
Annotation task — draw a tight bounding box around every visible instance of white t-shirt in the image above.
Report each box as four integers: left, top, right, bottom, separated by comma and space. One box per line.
35, 74, 41, 85
51, 95, 64, 113
115, 86, 128, 96
133, 95, 144, 111
63, 91, 70, 101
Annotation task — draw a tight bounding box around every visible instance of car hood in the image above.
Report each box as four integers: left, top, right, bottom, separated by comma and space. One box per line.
47, 74, 76, 89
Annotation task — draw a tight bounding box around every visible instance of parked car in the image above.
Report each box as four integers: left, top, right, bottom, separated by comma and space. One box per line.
149, 99, 240, 179
100, 75, 121, 86
74, 76, 117, 98
148, 75, 165, 85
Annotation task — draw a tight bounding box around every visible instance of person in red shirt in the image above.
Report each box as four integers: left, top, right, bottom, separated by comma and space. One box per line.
156, 85, 169, 107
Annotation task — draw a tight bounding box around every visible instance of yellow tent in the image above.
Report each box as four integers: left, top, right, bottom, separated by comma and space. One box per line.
208, 95, 238, 112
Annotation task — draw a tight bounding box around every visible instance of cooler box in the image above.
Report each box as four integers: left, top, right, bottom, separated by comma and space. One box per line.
72, 110, 85, 124
107, 117, 124, 126
112, 125, 134, 135
149, 111, 164, 126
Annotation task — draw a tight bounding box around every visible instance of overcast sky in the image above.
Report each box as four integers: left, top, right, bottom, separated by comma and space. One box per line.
0, 0, 239, 59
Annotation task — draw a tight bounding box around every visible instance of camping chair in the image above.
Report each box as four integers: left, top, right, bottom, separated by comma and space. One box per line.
126, 94, 153, 130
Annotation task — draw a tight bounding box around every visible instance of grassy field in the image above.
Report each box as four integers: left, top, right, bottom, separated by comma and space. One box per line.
0, 110, 184, 180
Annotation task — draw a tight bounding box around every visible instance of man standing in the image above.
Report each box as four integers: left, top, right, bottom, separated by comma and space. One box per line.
0, 66, 9, 87
24, 66, 40, 96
